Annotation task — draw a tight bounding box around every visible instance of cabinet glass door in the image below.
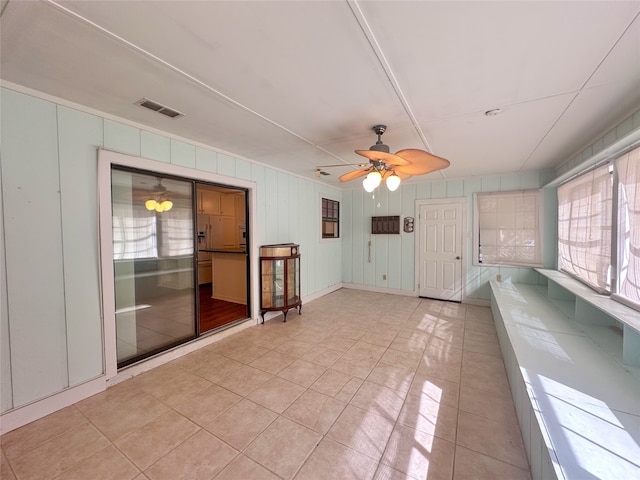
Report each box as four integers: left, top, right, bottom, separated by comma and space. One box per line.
273, 259, 285, 307
261, 259, 284, 308
287, 258, 299, 304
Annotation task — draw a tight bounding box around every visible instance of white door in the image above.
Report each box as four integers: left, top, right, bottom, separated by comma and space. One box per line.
418, 201, 464, 301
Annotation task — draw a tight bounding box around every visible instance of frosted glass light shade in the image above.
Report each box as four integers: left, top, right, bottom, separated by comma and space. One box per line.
386, 174, 401, 191
366, 171, 382, 189
145, 199, 157, 211
363, 176, 376, 192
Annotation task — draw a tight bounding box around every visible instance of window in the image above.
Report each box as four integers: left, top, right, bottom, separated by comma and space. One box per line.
614, 146, 640, 308
322, 198, 339, 239
473, 190, 543, 266
555, 145, 640, 309
557, 164, 613, 293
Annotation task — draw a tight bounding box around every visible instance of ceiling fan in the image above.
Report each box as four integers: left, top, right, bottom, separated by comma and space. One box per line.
318, 125, 450, 192
122, 178, 178, 212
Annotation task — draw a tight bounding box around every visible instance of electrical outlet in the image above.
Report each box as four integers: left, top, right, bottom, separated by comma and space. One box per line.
383, 274, 387, 280
496, 274, 502, 282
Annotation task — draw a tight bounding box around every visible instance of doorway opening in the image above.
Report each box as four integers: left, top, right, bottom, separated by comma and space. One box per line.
195, 183, 249, 334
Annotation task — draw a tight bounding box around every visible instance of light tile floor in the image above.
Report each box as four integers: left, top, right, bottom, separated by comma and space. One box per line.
1, 289, 532, 480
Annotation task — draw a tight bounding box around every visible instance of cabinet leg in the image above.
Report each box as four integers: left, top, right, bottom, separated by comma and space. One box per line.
298, 305, 302, 315
260, 311, 266, 324
282, 310, 288, 322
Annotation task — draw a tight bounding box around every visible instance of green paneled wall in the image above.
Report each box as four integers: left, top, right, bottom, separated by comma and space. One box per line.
2, 89, 68, 409
341, 170, 553, 300
0, 87, 341, 413
57, 106, 105, 387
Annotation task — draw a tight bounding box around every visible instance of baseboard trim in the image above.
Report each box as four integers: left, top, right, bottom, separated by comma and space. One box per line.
260, 284, 343, 323
111, 319, 254, 386
0, 376, 106, 435
342, 283, 418, 297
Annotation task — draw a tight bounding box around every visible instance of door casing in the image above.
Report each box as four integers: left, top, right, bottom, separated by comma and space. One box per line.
98, 148, 258, 380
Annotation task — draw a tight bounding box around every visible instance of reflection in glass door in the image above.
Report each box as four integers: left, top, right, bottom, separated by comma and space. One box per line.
111, 168, 196, 368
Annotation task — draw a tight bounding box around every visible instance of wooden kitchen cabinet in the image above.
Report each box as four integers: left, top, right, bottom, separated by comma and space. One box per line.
220, 193, 236, 216
236, 194, 246, 219
260, 244, 301, 323
199, 190, 220, 215
198, 189, 241, 217
197, 262, 212, 285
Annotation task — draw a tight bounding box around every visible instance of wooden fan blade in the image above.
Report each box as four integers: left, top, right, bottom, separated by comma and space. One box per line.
317, 163, 369, 168
394, 149, 450, 175
339, 168, 370, 182
355, 150, 409, 166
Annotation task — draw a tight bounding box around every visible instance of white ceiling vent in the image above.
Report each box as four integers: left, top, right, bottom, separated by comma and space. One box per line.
136, 98, 184, 119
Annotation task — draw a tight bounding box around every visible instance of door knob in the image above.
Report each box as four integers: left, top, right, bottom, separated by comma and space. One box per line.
456, 256, 461, 260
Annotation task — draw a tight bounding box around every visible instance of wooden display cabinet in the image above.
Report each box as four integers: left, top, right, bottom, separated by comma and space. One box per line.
260, 243, 301, 323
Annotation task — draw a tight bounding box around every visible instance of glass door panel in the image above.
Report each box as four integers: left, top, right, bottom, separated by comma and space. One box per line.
287, 258, 298, 304
111, 168, 196, 368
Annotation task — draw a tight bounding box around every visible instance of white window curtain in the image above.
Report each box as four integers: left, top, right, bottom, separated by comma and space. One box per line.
615, 146, 640, 306
557, 164, 612, 293
475, 190, 543, 267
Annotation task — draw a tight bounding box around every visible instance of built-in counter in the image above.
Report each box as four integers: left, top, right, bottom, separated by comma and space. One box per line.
201, 249, 247, 305
199, 248, 247, 255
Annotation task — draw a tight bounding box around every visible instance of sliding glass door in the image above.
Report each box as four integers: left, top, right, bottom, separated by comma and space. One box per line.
111, 167, 196, 368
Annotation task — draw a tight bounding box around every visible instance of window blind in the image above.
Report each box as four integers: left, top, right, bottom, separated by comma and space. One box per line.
557, 164, 612, 293
476, 190, 542, 266
616, 146, 640, 305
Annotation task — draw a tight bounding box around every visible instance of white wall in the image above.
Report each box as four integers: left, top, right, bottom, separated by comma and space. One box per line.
0, 86, 342, 414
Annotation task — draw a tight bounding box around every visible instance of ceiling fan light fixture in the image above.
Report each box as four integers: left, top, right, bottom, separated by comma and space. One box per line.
331, 124, 450, 189
363, 176, 376, 192
386, 173, 401, 192
145, 180, 173, 212
366, 170, 382, 189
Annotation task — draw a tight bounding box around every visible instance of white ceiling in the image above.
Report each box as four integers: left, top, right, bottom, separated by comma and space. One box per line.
2, 0, 639, 187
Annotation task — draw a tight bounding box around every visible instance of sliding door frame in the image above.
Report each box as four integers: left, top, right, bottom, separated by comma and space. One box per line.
98, 148, 258, 380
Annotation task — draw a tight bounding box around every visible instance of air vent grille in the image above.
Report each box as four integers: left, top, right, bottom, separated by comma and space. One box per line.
371, 215, 400, 234
137, 98, 183, 119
